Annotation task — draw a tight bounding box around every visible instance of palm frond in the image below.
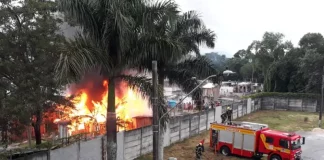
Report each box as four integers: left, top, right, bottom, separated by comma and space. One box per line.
173, 10, 202, 35
57, 0, 101, 40
130, 33, 185, 71
138, 0, 179, 30
164, 66, 201, 94
173, 56, 219, 79
55, 33, 111, 84
179, 28, 216, 56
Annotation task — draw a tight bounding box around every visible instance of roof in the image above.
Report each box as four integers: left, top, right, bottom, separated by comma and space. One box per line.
238, 82, 251, 85
202, 83, 216, 89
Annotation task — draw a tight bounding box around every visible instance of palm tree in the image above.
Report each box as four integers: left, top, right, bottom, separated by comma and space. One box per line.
55, 0, 178, 159
137, 10, 218, 90
135, 11, 219, 159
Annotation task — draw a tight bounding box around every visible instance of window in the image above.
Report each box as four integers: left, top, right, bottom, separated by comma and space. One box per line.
291, 139, 301, 150
266, 137, 274, 144
279, 139, 289, 149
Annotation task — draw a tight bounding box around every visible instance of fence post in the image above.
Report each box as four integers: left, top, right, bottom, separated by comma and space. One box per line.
47, 149, 51, 160
287, 98, 290, 110
236, 104, 239, 119
77, 140, 80, 160
179, 117, 182, 141
273, 98, 276, 110
198, 111, 201, 134
214, 108, 216, 122
101, 136, 106, 160
140, 127, 143, 156
206, 110, 208, 130
241, 104, 243, 117
189, 115, 192, 137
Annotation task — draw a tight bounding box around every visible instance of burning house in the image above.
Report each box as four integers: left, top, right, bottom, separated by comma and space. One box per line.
53, 73, 153, 137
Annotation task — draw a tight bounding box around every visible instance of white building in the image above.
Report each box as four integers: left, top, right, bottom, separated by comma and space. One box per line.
201, 82, 219, 105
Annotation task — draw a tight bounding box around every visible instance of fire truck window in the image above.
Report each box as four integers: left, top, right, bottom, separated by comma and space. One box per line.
265, 137, 273, 144
279, 139, 289, 149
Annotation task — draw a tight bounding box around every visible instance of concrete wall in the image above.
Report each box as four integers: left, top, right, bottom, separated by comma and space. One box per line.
119, 98, 261, 160
13, 150, 49, 160
50, 136, 104, 160
18, 98, 263, 160
260, 97, 318, 112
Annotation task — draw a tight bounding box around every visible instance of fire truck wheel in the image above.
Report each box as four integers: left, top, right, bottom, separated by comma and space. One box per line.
269, 154, 282, 160
220, 146, 230, 156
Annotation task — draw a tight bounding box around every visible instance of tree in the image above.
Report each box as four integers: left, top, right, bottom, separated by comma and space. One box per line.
233, 49, 247, 59
298, 33, 324, 93
134, 11, 217, 159
299, 33, 324, 51
252, 32, 293, 91
0, 0, 69, 145
228, 32, 324, 94
55, 0, 176, 159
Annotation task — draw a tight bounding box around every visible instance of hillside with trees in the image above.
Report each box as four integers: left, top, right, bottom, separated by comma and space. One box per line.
210, 32, 324, 94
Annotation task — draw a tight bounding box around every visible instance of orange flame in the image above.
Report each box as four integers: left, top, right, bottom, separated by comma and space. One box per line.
54, 80, 151, 135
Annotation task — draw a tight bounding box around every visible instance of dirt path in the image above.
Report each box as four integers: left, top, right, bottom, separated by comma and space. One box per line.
137, 131, 248, 160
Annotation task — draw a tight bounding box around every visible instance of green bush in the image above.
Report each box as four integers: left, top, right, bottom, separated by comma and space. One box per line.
243, 92, 320, 99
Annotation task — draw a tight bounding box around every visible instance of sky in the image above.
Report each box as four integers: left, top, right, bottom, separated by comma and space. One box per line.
175, 0, 324, 57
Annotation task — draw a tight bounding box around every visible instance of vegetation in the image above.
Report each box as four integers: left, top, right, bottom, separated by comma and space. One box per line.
208, 32, 324, 94
0, 0, 71, 145
245, 92, 321, 99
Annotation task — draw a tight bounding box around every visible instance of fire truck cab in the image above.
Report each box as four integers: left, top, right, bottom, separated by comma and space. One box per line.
209, 121, 305, 160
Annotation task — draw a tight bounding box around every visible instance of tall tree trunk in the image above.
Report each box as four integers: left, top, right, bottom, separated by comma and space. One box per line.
157, 72, 165, 160
34, 110, 42, 145
106, 78, 117, 160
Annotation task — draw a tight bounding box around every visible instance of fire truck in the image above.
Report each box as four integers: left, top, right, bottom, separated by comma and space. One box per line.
209, 121, 305, 160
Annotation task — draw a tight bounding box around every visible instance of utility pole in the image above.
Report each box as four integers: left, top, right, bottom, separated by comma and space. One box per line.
320, 66, 324, 127
152, 61, 159, 160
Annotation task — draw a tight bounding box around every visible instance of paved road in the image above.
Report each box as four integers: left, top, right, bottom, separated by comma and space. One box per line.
297, 131, 324, 160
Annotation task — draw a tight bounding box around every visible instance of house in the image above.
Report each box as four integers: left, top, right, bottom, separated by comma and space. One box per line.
201, 82, 220, 106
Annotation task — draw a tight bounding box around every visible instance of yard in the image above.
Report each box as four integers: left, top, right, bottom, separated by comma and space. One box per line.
136, 110, 320, 160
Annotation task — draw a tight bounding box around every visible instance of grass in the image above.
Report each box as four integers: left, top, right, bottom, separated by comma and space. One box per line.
236, 110, 320, 132
136, 110, 319, 160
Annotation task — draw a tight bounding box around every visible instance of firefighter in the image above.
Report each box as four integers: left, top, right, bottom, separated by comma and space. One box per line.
195, 139, 205, 160
226, 106, 233, 123
221, 112, 227, 123
212, 131, 218, 148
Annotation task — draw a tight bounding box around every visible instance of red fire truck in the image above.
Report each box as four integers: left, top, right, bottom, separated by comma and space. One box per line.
209, 121, 305, 160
